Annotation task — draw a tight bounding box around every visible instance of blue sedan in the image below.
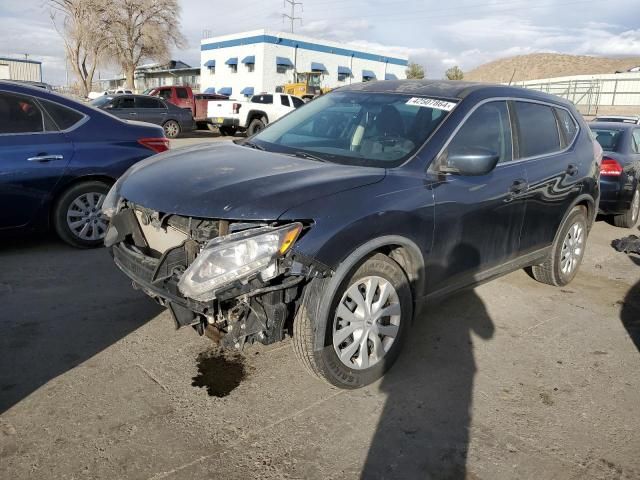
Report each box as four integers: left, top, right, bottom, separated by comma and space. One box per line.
0, 81, 169, 247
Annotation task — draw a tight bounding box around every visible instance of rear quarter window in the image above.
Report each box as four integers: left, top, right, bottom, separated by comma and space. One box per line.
40, 99, 85, 130
554, 108, 578, 146
515, 101, 561, 158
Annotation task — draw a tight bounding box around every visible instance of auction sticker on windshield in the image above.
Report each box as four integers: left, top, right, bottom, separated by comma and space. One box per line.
406, 97, 457, 111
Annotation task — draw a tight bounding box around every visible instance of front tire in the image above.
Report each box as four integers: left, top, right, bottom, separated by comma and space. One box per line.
529, 206, 588, 286
613, 188, 640, 228
163, 120, 180, 139
293, 254, 412, 389
53, 181, 111, 248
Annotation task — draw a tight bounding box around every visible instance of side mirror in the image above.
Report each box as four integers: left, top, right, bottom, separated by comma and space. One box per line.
443, 147, 500, 176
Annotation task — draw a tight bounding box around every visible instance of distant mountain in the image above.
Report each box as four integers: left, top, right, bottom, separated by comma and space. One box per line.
464, 53, 640, 83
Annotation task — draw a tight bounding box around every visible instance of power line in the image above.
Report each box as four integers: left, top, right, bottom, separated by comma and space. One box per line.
282, 0, 303, 33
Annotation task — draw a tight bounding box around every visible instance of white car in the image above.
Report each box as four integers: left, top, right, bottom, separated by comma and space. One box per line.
87, 88, 134, 100
207, 92, 305, 136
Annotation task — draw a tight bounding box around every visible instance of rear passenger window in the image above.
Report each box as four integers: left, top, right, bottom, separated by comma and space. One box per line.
446, 101, 513, 164
176, 88, 189, 99
280, 95, 290, 107
515, 102, 561, 158
554, 108, 578, 146
291, 96, 305, 108
158, 90, 171, 100
136, 97, 163, 108
632, 130, 640, 153
40, 99, 84, 130
0, 92, 47, 134
251, 94, 273, 104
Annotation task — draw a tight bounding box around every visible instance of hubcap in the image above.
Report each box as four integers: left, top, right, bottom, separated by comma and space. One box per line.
66, 192, 108, 241
560, 221, 585, 275
165, 122, 178, 137
332, 276, 401, 370
631, 190, 640, 224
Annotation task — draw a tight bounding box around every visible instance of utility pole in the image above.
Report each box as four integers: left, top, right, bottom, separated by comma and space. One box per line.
282, 0, 302, 33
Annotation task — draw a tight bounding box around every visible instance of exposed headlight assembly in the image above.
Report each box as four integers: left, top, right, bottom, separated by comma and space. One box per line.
101, 178, 122, 219
178, 223, 302, 302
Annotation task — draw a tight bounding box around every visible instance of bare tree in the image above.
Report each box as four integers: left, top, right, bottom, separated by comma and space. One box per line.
49, 0, 110, 97
405, 62, 425, 80
445, 66, 464, 80
107, 0, 186, 90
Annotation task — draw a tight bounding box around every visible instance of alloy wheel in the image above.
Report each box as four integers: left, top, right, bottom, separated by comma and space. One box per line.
66, 192, 108, 241
332, 276, 401, 370
560, 221, 585, 275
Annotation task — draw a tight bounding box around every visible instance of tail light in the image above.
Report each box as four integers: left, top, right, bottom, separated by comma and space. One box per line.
138, 137, 170, 153
600, 157, 623, 176
232, 103, 242, 114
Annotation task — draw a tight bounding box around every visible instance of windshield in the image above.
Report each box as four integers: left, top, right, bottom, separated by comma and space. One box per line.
90, 96, 113, 108
251, 91, 455, 167
590, 128, 624, 152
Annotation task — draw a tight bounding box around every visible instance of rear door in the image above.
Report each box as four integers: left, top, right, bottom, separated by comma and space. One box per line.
429, 100, 527, 294
0, 90, 75, 229
515, 101, 582, 255
135, 96, 167, 125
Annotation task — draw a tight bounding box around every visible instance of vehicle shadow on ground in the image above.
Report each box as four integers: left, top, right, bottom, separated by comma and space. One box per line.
621, 255, 640, 352
362, 246, 494, 479
0, 236, 162, 414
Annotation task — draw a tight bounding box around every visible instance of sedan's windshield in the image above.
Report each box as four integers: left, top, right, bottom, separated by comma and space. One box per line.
251, 91, 455, 167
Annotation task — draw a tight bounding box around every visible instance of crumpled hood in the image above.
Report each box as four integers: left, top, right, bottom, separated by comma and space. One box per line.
118, 143, 385, 219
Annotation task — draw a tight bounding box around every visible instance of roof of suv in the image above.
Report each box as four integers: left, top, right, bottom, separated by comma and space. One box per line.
339, 79, 572, 105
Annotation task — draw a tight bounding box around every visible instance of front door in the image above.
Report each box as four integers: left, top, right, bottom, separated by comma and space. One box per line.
428, 100, 527, 295
0, 90, 73, 229
135, 96, 167, 125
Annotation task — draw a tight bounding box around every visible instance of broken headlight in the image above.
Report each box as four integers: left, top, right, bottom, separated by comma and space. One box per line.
177, 223, 302, 302
101, 178, 122, 219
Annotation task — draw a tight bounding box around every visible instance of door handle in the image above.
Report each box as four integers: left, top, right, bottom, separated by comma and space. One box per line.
566, 164, 578, 176
509, 179, 528, 194
27, 155, 64, 162
129, 112, 137, 115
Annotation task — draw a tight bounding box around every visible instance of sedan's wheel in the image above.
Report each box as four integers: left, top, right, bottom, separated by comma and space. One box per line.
53, 181, 111, 248
529, 206, 588, 286
293, 253, 412, 388
163, 120, 180, 139
613, 189, 640, 228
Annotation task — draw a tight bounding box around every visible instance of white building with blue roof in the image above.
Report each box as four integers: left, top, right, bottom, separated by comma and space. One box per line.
200, 29, 408, 98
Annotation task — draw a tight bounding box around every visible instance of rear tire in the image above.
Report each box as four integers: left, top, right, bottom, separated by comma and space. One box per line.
53, 181, 111, 249
613, 189, 640, 228
293, 253, 412, 389
162, 120, 180, 139
247, 118, 265, 136
529, 206, 588, 286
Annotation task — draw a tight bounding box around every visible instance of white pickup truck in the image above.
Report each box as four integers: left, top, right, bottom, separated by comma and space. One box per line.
207, 92, 305, 136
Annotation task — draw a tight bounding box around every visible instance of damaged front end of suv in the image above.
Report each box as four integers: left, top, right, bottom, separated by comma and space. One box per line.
104, 195, 330, 350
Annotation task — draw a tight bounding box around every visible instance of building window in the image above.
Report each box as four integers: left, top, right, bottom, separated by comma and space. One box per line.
247, 63, 255, 73
230, 64, 237, 73
338, 73, 348, 82
276, 65, 289, 74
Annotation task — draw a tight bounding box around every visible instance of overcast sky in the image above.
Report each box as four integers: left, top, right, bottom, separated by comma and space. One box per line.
1, 0, 639, 85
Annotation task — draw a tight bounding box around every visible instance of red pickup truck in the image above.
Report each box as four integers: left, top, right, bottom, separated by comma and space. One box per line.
149, 86, 228, 128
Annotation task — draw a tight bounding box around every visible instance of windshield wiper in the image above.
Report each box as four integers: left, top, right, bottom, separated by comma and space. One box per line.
241, 140, 265, 151
289, 151, 328, 163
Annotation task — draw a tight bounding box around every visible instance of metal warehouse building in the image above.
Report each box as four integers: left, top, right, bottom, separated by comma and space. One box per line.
200, 29, 408, 97
0, 57, 42, 82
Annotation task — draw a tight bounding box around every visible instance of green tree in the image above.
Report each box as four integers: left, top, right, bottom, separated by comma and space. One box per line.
405, 62, 425, 79
445, 66, 464, 80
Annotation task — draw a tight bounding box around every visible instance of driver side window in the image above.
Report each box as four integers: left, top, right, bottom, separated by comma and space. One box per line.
446, 101, 513, 164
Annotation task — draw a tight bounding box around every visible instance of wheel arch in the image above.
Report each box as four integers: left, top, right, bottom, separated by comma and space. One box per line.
246, 110, 268, 126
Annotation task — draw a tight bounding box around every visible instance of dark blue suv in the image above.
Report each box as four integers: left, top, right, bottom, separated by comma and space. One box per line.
0, 81, 168, 248
105, 80, 600, 388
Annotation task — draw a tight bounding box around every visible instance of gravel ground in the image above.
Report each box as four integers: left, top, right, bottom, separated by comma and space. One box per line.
1, 145, 639, 479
